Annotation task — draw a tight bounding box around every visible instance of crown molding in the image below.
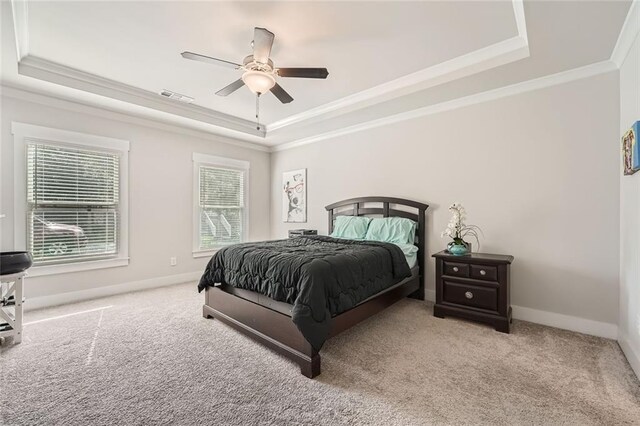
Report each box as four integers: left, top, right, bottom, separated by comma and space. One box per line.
9, 0, 529, 142
4, 1, 619, 156
266, 35, 529, 134
265, 0, 529, 133
611, 0, 639, 67
271, 60, 617, 152
10, 0, 29, 60
1, 83, 271, 152
10, 0, 262, 137
17, 55, 265, 138
18, 35, 528, 141
6, 1, 626, 156
512, 0, 528, 45
6, 59, 614, 156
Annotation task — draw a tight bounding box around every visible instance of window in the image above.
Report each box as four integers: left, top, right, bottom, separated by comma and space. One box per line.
13, 123, 129, 275
27, 144, 120, 264
193, 153, 249, 255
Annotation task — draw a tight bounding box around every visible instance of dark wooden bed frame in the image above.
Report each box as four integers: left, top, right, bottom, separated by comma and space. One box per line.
202, 196, 429, 378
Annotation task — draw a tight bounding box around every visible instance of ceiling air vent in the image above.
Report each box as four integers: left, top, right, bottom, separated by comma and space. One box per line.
159, 90, 194, 104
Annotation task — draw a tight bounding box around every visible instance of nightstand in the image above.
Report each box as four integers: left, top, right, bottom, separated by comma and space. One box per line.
432, 251, 514, 333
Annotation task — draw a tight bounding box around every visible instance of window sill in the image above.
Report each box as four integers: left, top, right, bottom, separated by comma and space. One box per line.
192, 250, 218, 259
28, 257, 129, 277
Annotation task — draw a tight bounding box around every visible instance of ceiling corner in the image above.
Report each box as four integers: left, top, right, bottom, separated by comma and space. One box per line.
610, 0, 639, 67
10, 0, 29, 60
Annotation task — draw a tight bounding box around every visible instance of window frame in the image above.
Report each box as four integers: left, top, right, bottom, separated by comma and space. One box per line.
192, 153, 249, 258
12, 122, 130, 277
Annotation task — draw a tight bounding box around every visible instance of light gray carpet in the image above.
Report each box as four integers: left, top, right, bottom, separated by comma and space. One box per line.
1, 283, 639, 425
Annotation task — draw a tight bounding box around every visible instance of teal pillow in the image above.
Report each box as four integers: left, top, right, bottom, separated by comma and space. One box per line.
331, 216, 371, 240
365, 217, 416, 244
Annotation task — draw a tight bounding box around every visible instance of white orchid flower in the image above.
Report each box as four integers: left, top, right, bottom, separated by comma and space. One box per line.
441, 202, 483, 251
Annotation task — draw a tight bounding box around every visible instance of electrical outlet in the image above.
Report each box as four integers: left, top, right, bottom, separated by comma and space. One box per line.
170, 257, 177, 266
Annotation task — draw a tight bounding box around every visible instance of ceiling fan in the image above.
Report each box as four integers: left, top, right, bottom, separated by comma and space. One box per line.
181, 27, 329, 106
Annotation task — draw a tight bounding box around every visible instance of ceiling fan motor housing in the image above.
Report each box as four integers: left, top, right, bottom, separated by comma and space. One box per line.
243, 55, 274, 72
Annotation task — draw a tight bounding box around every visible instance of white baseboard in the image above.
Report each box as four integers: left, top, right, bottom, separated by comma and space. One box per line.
425, 290, 617, 339
426, 289, 436, 302
618, 334, 640, 379
511, 305, 618, 339
24, 271, 202, 312
25, 278, 619, 341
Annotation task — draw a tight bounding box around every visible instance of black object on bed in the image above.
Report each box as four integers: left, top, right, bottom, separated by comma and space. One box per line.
198, 236, 411, 351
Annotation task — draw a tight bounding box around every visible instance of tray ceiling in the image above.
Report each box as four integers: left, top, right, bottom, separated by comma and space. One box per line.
1, 1, 633, 149
26, 1, 517, 123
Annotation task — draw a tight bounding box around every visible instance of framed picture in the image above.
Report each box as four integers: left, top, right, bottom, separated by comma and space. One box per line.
623, 121, 639, 176
282, 169, 306, 223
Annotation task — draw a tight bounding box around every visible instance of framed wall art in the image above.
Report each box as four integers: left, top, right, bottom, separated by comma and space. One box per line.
282, 169, 306, 222
623, 121, 639, 176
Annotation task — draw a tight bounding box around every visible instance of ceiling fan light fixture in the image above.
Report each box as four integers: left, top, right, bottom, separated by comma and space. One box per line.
242, 70, 276, 94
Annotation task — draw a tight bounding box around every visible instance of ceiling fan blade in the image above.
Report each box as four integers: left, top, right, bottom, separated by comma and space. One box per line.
252, 27, 275, 64
270, 83, 293, 104
181, 51, 241, 69
277, 68, 329, 79
216, 79, 245, 96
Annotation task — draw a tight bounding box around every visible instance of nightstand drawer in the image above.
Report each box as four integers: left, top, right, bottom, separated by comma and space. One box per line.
443, 261, 469, 277
470, 264, 497, 281
443, 281, 497, 311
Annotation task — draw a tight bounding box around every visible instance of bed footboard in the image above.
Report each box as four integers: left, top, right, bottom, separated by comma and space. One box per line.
203, 274, 420, 378
203, 287, 321, 378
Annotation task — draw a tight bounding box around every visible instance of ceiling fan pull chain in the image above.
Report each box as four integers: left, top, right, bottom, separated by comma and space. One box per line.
256, 93, 261, 131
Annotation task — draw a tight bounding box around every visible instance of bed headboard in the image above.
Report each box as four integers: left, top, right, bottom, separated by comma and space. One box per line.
325, 196, 429, 299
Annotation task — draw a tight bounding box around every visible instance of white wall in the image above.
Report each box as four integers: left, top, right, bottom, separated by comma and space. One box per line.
619, 27, 640, 376
0, 61, 626, 348
271, 72, 620, 331
0, 93, 270, 304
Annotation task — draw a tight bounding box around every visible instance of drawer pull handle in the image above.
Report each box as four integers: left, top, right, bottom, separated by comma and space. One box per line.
465, 291, 474, 299
480, 270, 487, 276
453, 267, 459, 272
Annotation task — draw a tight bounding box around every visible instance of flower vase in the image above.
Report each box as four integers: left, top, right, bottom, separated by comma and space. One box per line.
447, 240, 471, 256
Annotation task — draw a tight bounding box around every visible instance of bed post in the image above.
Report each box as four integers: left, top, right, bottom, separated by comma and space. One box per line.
409, 205, 428, 301
300, 349, 321, 378
328, 208, 334, 234
203, 287, 323, 378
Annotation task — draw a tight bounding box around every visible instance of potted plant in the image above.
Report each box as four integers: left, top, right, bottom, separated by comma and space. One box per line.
441, 202, 483, 256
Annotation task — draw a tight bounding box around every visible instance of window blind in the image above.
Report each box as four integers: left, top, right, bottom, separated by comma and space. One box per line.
26, 142, 120, 264
198, 166, 245, 249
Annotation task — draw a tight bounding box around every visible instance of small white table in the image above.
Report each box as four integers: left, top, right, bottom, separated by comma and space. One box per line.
0, 272, 25, 344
